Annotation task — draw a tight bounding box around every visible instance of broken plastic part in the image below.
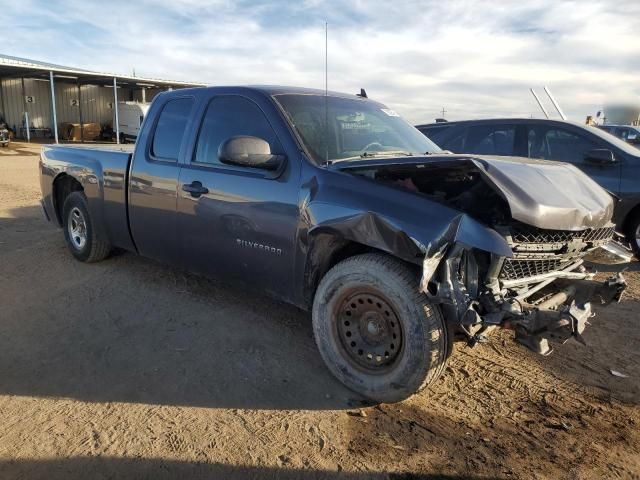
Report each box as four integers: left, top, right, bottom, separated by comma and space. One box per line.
419, 243, 447, 293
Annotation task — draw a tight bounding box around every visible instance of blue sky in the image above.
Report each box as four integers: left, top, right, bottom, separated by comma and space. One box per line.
3, 0, 640, 123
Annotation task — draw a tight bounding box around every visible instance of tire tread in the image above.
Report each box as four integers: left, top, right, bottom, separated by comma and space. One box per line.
63, 192, 111, 263
313, 253, 449, 402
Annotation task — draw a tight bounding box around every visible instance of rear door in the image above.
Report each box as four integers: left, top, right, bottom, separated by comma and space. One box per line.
128, 95, 196, 264
526, 123, 621, 194
462, 124, 517, 156
176, 92, 301, 299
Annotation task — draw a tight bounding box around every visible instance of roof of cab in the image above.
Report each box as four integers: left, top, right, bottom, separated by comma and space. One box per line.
161, 85, 375, 101
415, 118, 587, 129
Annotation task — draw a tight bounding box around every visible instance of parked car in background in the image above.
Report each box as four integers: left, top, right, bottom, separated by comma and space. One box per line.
416, 118, 640, 252
0, 123, 9, 147
598, 124, 640, 146
116, 102, 150, 143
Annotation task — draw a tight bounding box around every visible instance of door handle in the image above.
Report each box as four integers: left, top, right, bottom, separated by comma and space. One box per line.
182, 181, 209, 198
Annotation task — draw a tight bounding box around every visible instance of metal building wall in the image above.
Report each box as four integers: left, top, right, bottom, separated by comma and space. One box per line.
54, 82, 81, 124
0, 74, 164, 136
0, 78, 53, 132
54, 83, 126, 126
0, 77, 139, 137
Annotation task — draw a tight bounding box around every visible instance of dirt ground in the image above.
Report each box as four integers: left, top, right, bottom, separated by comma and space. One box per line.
0, 141, 639, 480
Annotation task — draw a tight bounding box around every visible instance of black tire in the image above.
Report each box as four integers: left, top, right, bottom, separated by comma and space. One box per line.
312, 253, 449, 403
62, 191, 111, 262
625, 211, 640, 255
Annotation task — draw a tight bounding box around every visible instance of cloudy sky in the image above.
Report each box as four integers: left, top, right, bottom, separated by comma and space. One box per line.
3, 0, 640, 123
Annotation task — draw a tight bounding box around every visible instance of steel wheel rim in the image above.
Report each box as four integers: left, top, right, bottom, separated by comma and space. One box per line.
635, 224, 640, 250
335, 289, 403, 372
68, 207, 87, 250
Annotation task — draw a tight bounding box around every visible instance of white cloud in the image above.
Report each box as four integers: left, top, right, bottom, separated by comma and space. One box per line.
2, 0, 639, 123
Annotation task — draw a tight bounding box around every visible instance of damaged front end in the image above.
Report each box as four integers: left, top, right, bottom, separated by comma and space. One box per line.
333, 154, 629, 355
423, 224, 627, 356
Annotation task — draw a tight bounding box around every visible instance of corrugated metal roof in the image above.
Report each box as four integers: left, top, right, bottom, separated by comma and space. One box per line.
0, 53, 206, 87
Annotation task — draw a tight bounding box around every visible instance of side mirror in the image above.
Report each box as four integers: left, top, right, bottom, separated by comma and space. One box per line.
219, 136, 285, 171
584, 148, 616, 164
627, 133, 639, 144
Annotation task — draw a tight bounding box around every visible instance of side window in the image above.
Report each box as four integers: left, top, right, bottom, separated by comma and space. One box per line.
420, 125, 453, 146
465, 125, 515, 155
619, 128, 630, 141
528, 126, 597, 163
443, 128, 466, 152
152, 98, 193, 161
194, 96, 282, 166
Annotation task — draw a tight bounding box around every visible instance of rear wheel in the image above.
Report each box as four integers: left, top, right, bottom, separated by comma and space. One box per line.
62, 191, 111, 262
312, 253, 449, 403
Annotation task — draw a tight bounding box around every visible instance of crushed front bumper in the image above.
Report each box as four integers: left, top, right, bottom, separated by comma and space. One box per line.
508, 273, 626, 355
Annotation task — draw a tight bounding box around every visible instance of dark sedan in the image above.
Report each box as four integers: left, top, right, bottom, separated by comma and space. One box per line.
416, 118, 640, 252
598, 124, 640, 146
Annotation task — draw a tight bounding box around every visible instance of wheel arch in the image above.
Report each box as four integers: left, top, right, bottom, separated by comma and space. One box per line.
302, 229, 420, 309
620, 202, 640, 233
52, 173, 84, 227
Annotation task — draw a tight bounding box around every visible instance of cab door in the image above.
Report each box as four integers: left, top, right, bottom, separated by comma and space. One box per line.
176, 92, 301, 300
128, 95, 196, 265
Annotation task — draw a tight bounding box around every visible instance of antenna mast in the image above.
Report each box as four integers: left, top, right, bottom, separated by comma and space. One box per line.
324, 21, 329, 163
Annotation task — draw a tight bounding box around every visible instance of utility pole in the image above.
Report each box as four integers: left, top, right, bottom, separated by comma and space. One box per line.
441, 107, 447, 118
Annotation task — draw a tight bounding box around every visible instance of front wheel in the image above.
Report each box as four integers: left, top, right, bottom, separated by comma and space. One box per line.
312, 253, 449, 403
62, 191, 111, 262
625, 211, 640, 256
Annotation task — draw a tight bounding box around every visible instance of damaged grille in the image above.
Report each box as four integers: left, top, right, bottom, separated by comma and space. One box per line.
499, 224, 615, 282
501, 258, 568, 280
510, 224, 615, 245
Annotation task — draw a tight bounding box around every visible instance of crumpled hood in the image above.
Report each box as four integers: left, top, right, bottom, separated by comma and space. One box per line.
470, 155, 614, 230
332, 154, 615, 231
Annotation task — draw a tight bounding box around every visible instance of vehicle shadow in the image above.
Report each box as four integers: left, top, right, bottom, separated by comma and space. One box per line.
0, 457, 481, 480
1, 204, 638, 411
0, 205, 368, 410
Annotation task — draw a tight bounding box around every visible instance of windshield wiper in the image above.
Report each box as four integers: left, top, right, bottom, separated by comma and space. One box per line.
360, 150, 414, 158
328, 151, 414, 165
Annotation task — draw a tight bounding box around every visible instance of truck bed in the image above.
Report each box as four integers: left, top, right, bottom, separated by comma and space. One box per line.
40, 143, 135, 251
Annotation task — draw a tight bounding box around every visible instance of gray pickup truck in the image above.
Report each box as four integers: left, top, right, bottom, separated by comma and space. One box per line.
40, 86, 626, 403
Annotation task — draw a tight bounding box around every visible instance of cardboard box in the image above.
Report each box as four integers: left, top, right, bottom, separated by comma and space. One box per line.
59, 122, 102, 141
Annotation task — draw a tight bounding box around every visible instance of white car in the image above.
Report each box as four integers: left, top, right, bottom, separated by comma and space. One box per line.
116, 102, 150, 143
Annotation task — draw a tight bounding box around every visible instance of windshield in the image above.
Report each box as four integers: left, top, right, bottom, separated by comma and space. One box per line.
274, 94, 441, 163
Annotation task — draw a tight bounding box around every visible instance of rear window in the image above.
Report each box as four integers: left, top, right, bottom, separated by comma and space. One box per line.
152, 98, 194, 161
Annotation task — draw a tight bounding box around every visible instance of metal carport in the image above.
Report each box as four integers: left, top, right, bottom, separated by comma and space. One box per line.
0, 54, 205, 144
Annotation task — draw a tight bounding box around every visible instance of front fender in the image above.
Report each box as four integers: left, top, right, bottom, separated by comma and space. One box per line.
306, 202, 511, 262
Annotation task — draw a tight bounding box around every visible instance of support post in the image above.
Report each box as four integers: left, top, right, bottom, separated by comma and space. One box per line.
113, 77, 120, 144
21, 77, 30, 141
77, 80, 84, 142
49, 71, 59, 144
0, 77, 6, 123
141, 87, 146, 103
24, 111, 30, 142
